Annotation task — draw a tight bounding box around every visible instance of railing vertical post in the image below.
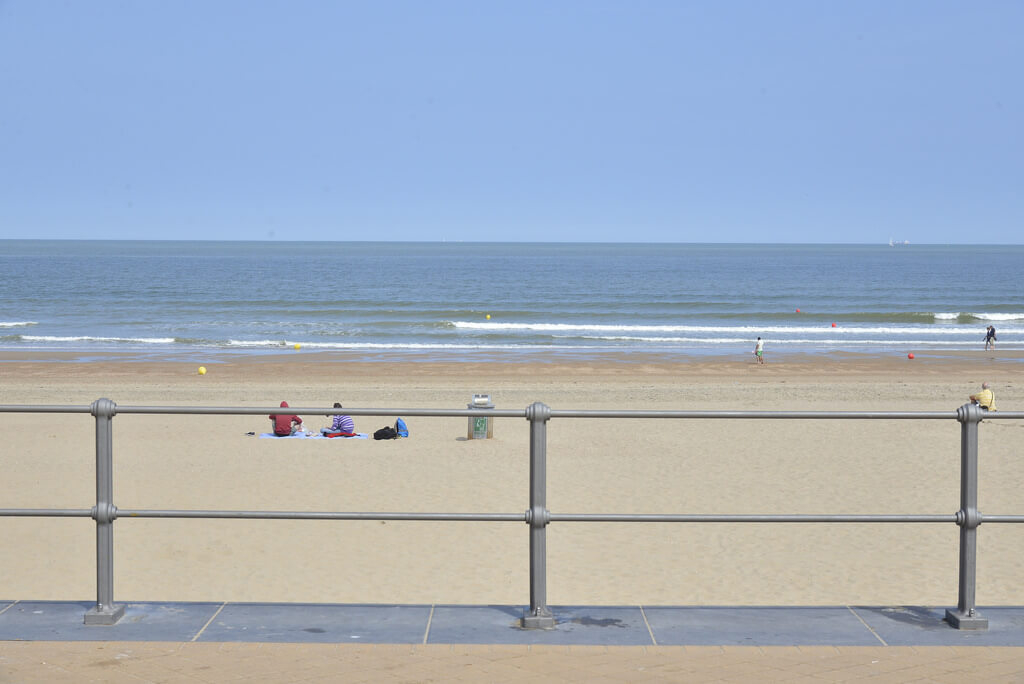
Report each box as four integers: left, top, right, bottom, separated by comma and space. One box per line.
84, 398, 125, 625
521, 402, 555, 629
945, 402, 988, 630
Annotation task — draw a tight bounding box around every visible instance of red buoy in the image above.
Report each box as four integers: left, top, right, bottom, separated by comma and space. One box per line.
907, 353, 915, 359
796, 308, 801, 313
831, 323, 836, 327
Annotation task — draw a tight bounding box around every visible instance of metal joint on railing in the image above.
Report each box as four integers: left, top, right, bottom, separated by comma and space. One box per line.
90, 502, 118, 524
957, 402, 983, 424
90, 398, 117, 418
955, 508, 982, 529
525, 402, 551, 423
525, 506, 550, 528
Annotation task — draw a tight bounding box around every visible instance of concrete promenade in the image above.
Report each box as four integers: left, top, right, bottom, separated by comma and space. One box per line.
3, 601, 1024, 682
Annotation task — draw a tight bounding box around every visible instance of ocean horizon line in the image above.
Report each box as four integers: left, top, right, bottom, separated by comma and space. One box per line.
3, 238, 1024, 248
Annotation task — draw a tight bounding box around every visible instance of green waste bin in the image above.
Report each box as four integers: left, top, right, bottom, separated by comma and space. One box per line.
467, 394, 494, 439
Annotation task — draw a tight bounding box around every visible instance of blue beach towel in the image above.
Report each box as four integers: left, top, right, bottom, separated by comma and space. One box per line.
258, 432, 369, 439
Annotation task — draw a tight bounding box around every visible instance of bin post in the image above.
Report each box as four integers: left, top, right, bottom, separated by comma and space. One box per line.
84, 398, 125, 625
945, 402, 988, 630
521, 402, 555, 629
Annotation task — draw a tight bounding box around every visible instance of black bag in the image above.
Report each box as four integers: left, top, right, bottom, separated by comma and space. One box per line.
373, 425, 398, 440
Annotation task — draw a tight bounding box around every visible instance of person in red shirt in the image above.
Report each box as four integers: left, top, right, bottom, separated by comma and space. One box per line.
269, 400, 303, 436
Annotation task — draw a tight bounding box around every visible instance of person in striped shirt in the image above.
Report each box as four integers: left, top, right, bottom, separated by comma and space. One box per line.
325, 402, 356, 434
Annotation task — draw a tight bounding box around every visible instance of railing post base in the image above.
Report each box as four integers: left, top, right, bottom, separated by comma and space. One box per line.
944, 608, 988, 630
520, 607, 556, 630
84, 604, 125, 626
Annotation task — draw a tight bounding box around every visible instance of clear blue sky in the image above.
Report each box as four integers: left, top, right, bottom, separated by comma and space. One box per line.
1, 1, 1021, 243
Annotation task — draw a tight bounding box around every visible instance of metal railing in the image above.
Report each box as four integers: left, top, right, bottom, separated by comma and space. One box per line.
2, 399, 1022, 630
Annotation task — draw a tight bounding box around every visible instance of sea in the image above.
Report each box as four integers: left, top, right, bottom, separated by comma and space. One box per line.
1, 240, 1022, 362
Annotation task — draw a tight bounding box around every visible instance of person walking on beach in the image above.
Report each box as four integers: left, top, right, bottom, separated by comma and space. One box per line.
985, 325, 997, 351
269, 400, 303, 436
754, 337, 765, 364
969, 382, 997, 411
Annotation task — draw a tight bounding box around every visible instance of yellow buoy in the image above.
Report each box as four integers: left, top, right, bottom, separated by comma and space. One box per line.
294, 343, 302, 350
486, 314, 491, 320
198, 366, 207, 375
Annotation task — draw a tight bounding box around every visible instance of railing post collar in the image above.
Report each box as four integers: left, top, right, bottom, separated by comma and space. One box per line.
91, 503, 119, 525
90, 398, 117, 418
526, 506, 550, 528
957, 402, 982, 425
525, 402, 551, 423
955, 508, 982, 529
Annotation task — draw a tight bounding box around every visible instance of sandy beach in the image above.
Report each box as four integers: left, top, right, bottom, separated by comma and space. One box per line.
2, 350, 1023, 608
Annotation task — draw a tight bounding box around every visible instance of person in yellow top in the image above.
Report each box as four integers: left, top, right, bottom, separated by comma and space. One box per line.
969, 382, 997, 411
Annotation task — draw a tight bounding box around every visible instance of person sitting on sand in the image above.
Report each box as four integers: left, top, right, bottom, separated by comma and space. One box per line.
969, 382, 997, 411
269, 400, 303, 436
322, 402, 356, 435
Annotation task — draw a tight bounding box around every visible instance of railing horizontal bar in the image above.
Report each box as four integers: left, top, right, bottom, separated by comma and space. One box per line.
100, 408, 975, 420
6, 404, 1022, 420
0, 509, 93, 517
550, 410, 958, 419
118, 407, 960, 419
116, 406, 528, 418
117, 510, 526, 521
6, 509, 1022, 524
550, 513, 957, 523
0, 406, 92, 414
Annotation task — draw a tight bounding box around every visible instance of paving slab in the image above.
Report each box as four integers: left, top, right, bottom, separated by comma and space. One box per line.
427, 605, 653, 645
643, 606, 882, 646
854, 606, 1024, 646
0, 601, 221, 641
196, 602, 433, 643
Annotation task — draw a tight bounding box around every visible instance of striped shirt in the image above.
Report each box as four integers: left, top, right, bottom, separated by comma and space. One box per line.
331, 414, 355, 433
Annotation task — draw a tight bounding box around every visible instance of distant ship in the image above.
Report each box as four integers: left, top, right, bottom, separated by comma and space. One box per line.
889, 238, 910, 246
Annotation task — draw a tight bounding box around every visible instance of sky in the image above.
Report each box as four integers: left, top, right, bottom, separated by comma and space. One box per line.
0, 1, 1021, 244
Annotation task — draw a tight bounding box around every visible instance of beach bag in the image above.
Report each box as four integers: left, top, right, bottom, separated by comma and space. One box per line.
395, 417, 409, 438
374, 425, 398, 440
